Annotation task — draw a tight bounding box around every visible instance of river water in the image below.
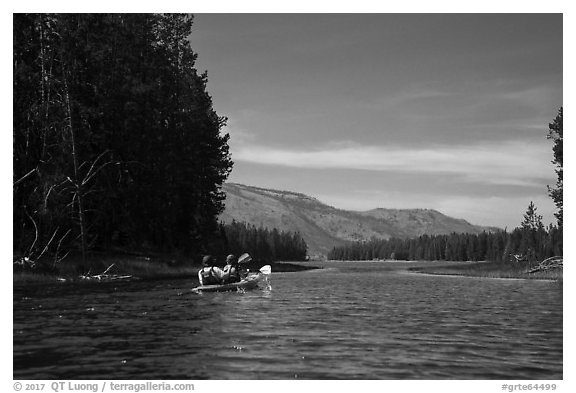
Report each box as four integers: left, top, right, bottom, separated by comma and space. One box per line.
13, 261, 562, 379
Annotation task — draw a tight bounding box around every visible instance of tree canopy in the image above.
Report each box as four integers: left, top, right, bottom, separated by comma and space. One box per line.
547, 107, 563, 227
13, 14, 233, 263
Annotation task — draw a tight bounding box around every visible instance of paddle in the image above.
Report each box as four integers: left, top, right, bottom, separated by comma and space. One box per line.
259, 265, 272, 275
238, 253, 252, 264
236, 253, 270, 275
245, 264, 271, 276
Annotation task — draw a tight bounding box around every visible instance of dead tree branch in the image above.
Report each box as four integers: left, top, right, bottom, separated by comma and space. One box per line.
13, 168, 38, 188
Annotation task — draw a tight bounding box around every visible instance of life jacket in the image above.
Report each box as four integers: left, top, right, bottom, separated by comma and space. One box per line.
200, 266, 220, 285
223, 264, 240, 283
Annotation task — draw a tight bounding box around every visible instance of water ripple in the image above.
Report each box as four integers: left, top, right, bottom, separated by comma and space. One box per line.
14, 262, 562, 379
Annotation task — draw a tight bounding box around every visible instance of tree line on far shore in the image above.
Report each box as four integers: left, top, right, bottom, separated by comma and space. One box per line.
329, 108, 563, 265
216, 220, 308, 263
327, 223, 562, 264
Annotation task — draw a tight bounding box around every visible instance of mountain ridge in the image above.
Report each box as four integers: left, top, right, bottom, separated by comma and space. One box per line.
219, 183, 499, 259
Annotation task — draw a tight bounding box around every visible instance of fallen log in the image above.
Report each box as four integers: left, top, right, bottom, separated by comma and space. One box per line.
525, 257, 563, 274
79, 263, 136, 282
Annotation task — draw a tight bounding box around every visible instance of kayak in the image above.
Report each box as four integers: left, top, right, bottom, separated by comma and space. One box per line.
192, 272, 265, 293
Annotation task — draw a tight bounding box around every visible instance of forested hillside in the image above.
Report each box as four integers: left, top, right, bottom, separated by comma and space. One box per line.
220, 183, 497, 258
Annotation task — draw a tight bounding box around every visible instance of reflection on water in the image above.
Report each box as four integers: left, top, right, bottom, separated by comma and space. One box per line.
13, 261, 562, 379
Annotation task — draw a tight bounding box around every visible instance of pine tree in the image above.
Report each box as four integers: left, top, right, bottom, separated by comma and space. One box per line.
547, 107, 563, 227
521, 201, 543, 231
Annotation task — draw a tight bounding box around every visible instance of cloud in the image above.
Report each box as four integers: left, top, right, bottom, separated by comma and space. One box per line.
232, 139, 554, 187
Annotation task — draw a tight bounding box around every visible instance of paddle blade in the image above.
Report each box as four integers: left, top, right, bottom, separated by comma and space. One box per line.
259, 265, 272, 275
238, 253, 252, 264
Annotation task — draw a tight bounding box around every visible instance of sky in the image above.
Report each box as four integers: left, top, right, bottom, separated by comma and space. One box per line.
188, 14, 562, 229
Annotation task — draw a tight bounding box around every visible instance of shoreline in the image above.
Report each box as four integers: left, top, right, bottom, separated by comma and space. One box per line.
14, 256, 562, 284
13, 254, 317, 285
311, 259, 562, 281
407, 260, 562, 281
405, 269, 559, 282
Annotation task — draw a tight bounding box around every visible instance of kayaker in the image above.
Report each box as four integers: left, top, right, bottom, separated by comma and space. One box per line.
198, 255, 224, 286
222, 254, 242, 284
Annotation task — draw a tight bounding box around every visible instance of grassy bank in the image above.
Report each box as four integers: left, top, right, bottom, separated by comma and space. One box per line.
410, 261, 563, 280
13, 253, 200, 284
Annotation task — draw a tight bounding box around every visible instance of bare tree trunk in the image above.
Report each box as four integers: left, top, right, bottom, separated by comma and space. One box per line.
39, 17, 49, 161
63, 73, 87, 264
